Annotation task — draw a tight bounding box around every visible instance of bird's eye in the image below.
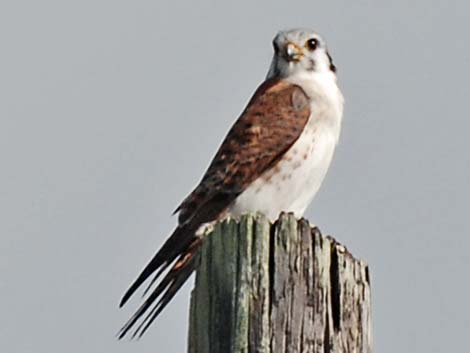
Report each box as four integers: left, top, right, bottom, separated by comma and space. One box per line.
305, 38, 319, 51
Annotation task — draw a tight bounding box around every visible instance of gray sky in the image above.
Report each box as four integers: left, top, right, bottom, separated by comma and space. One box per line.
1, 1, 469, 352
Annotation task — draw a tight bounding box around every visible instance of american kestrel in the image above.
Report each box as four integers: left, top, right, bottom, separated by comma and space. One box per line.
119, 28, 344, 338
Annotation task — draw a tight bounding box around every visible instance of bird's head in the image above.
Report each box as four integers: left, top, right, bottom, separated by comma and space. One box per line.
267, 28, 336, 79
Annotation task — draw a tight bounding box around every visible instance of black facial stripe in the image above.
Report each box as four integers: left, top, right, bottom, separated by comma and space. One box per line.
271, 60, 281, 77
326, 51, 337, 73
272, 40, 280, 54
307, 59, 315, 71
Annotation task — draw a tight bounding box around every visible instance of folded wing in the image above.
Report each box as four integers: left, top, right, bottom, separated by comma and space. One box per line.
118, 78, 311, 338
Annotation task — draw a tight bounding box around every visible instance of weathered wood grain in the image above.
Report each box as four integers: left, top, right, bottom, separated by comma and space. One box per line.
188, 213, 372, 353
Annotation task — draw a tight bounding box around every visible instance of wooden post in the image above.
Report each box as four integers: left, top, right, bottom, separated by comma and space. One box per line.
188, 213, 372, 353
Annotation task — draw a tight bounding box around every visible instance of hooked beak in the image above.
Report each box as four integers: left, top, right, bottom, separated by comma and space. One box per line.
285, 42, 303, 62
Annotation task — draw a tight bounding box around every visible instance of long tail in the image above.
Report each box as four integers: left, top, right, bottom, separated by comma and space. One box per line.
118, 225, 201, 339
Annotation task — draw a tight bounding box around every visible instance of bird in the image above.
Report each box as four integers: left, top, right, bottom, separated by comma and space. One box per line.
118, 28, 344, 338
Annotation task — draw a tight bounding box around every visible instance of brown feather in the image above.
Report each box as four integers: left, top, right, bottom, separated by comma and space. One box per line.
118, 78, 311, 337
177, 78, 310, 225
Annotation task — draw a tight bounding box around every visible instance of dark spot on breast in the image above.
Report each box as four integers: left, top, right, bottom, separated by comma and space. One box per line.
282, 174, 290, 181
264, 175, 273, 183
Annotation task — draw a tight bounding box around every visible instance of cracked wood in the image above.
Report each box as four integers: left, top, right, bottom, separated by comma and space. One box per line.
188, 213, 372, 353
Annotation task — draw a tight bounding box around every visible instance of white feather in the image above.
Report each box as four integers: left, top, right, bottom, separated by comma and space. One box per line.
228, 66, 344, 222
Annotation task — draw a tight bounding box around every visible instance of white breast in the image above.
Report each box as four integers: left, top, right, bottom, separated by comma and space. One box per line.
227, 72, 343, 222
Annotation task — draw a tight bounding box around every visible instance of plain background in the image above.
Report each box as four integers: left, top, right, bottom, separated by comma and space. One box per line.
1, 1, 469, 352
